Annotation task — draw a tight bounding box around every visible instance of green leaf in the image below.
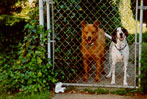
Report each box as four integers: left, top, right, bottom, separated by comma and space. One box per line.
32, 29, 37, 33
38, 72, 42, 77
24, 24, 29, 29
32, 20, 36, 23
37, 57, 42, 64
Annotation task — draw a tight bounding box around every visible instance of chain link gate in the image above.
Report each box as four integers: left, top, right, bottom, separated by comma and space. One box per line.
46, 0, 145, 88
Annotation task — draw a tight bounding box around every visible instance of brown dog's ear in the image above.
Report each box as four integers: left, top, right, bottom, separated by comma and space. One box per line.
112, 30, 117, 43
93, 20, 99, 28
81, 20, 86, 28
122, 28, 128, 37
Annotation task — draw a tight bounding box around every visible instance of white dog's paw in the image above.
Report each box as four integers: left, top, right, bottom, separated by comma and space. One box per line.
106, 74, 111, 79
123, 82, 128, 86
111, 81, 115, 85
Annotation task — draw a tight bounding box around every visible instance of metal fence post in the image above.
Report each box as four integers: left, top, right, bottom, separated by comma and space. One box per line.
39, 0, 44, 47
46, 0, 51, 60
138, 0, 144, 88
51, 3, 55, 70
39, 0, 44, 26
135, 0, 138, 87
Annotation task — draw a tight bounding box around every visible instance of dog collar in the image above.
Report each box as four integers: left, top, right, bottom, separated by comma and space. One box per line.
115, 44, 126, 51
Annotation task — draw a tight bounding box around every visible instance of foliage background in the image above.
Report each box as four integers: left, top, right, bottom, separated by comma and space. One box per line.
140, 43, 147, 94
0, 1, 57, 94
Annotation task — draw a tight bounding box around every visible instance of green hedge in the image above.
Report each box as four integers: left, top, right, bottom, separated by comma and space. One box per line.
0, 7, 57, 94
140, 43, 147, 94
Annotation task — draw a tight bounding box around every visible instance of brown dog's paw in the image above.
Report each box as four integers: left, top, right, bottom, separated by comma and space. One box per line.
101, 71, 106, 75
95, 77, 100, 82
83, 75, 88, 81
83, 78, 88, 82
83, 78, 87, 82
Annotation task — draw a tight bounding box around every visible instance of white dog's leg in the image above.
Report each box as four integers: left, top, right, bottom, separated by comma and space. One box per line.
123, 62, 128, 86
106, 45, 113, 79
123, 64, 129, 78
111, 61, 116, 85
123, 66, 130, 77
106, 65, 112, 78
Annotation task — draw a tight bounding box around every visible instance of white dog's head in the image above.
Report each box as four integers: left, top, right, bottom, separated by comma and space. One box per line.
112, 27, 128, 43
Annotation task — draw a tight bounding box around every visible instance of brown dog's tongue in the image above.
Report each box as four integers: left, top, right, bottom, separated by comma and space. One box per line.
88, 40, 94, 45
88, 40, 92, 45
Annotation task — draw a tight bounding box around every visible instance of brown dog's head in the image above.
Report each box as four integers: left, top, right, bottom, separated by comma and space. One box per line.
81, 20, 99, 45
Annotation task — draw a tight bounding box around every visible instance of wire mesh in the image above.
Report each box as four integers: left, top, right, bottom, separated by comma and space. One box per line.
53, 0, 138, 88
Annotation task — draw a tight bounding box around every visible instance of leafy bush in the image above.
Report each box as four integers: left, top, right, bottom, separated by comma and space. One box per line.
0, 7, 57, 94
0, 0, 24, 14
139, 43, 147, 94
0, 15, 27, 55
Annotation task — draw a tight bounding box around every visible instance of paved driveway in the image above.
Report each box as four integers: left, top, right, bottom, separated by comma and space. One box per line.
53, 93, 145, 99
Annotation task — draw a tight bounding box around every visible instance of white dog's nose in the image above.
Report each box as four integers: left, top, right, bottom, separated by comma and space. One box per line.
120, 33, 123, 37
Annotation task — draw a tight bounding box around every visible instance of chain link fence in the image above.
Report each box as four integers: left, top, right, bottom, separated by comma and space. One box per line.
53, 0, 138, 88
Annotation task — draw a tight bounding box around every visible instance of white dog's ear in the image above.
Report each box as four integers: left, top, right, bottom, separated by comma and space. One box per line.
122, 28, 128, 37
81, 20, 86, 28
112, 30, 117, 43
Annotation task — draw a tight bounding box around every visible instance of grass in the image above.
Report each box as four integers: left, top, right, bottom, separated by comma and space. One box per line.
95, 88, 109, 94
83, 88, 95, 94
0, 91, 51, 99
83, 88, 109, 94
82, 87, 142, 96
110, 89, 128, 95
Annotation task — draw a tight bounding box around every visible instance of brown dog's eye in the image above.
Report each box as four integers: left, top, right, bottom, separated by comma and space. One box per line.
92, 32, 95, 34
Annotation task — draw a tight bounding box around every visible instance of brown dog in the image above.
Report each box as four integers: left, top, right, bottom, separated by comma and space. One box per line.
81, 20, 106, 82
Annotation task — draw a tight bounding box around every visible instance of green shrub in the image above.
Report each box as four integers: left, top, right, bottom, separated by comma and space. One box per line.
139, 43, 147, 94
0, 7, 57, 94
142, 32, 147, 42
0, 15, 27, 55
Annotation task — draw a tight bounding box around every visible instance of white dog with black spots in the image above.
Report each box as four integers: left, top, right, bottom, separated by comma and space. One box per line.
106, 27, 129, 86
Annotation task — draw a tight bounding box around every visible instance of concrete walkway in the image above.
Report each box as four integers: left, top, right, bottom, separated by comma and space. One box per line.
53, 93, 145, 99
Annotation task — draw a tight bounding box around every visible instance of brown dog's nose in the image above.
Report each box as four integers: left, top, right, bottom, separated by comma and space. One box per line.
88, 36, 91, 41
